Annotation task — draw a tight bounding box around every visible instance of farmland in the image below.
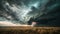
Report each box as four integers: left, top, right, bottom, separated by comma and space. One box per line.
0, 26, 60, 34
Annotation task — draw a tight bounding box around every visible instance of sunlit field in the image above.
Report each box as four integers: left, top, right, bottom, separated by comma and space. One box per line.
0, 26, 60, 34
0, 21, 60, 34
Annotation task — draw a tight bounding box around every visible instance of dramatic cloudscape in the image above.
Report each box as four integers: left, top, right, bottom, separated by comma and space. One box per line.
0, 0, 60, 26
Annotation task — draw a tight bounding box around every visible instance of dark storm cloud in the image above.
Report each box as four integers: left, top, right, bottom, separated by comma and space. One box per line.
0, 0, 60, 26
0, 0, 42, 23
32, 0, 60, 26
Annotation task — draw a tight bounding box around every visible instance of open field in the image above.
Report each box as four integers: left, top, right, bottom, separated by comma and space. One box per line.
0, 26, 60, 34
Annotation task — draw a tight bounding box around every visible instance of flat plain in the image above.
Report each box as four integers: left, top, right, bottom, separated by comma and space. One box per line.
0, 26, 60, 34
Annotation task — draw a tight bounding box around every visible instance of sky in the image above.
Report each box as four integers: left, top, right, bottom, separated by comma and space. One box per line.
0, 0, 60, 26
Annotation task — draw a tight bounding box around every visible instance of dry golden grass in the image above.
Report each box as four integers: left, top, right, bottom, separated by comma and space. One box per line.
0, 26, 60, 34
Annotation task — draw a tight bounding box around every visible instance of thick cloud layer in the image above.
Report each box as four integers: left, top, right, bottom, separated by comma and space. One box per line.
0, 0, 60, 26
